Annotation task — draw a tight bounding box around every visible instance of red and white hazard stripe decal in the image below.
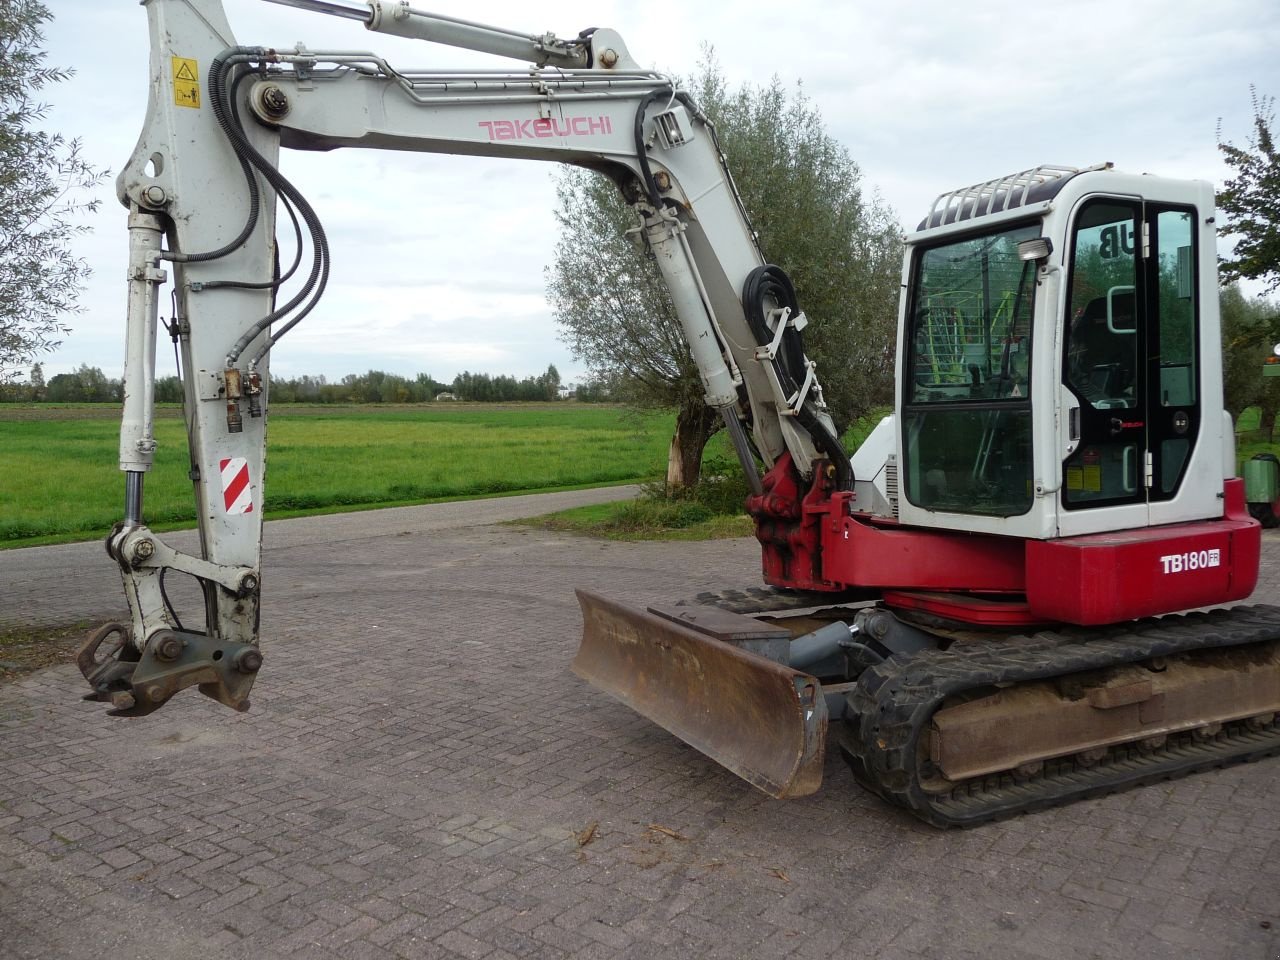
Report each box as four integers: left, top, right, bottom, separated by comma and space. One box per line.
219, 457, 254, 515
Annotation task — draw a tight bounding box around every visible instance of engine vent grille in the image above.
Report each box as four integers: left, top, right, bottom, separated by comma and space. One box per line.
884, 456, 899, 520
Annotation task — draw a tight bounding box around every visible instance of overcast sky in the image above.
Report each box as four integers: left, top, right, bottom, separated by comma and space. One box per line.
35, 0, 1280, 385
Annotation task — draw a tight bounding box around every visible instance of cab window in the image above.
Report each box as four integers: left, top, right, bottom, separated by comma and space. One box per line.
902, 222, 1039, 517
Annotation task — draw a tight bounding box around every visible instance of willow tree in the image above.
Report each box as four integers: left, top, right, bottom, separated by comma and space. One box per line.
546, 58, 902, 490
1221, 285, 1280, 440
1217, 87, 1279, 293
0, 1, 104, 379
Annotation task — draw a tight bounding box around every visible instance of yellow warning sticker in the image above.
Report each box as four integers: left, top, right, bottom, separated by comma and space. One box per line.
1065, 465, 1103, 492
172, 56, 200, 109
1082, 463, 1101, 492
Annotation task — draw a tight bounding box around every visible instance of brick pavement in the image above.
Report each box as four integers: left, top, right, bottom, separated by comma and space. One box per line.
1, 499, 1277, 960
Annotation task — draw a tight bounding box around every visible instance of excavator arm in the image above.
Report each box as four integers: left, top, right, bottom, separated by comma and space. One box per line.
80, 0, 846, 716
77, 0, 1280, 825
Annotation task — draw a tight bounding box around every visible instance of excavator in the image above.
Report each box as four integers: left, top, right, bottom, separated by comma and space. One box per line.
78, 0, 1280, 826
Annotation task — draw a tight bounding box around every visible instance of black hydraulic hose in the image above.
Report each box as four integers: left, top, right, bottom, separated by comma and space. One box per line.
632, 88, 720, 215
194, 49, 330, 365
196, 69, 306, 291
630, 83, 767, 337
743, 267, 807, 384
232, 161, 329, 362
198, 187, 304, 292
162, 49, 265, 264
147, 45, 329, 366
742, 264, 852, 489
633, 88, 670, 209
798, 409, 852, 490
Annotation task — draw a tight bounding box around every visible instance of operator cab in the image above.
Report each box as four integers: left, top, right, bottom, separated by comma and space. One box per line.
892, 164, 1224, 541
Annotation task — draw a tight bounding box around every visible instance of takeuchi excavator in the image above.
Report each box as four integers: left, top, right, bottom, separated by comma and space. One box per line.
79, 0, 1280, 826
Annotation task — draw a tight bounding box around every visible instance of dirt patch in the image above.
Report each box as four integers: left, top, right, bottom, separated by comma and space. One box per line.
0, 621, 98, 682
0, 404, 162, 422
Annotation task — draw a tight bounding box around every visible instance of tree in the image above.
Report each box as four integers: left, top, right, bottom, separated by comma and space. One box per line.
574, 375, 614, 402
538, 364, 562, 401
549, 169, 712, 486
155, 375, 183, 403
1221, 284, 1280, 441
0, 2, 105, 380
1217, 87, 1280, 293
547, 57, 902, 490
42, 364, 117, 402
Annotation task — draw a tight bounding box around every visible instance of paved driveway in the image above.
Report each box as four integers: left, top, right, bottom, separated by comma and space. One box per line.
1, 493, 1277, 960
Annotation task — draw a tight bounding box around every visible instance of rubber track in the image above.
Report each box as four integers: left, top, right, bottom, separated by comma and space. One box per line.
839, 604, 1280, 827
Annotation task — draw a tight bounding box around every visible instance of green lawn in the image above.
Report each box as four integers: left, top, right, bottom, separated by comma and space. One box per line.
4, 401, 1274, 549
0, 403, 671, 546
1236, 406, 1279, 466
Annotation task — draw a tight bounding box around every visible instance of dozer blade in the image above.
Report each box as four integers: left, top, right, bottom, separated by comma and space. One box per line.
572, 589, 827, 798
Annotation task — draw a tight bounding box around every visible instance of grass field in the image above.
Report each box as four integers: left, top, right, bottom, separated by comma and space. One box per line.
0, 403, 677, 546
4, 402, 1276, 549
1235, 407, 1279, 465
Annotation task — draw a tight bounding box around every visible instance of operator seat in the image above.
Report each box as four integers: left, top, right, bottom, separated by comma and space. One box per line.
1068, 292, 1136, 403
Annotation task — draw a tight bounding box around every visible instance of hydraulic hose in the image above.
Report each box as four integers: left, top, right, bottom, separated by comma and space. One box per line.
630, 90, 844, 489
147, 47, 330, 367
742, 264, 852, 490
633, 88, 675, 210
161, 49, 265, 264
196, 48, 331, 366
196, 62, 306, 291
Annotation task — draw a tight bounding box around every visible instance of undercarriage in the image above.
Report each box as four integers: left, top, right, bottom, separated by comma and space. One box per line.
575, 591, 1280, 827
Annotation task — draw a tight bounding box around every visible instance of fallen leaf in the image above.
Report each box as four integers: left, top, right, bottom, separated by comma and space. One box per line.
646, 823, 689, 842
575, 821, 599, 848
769, 867, 790, 882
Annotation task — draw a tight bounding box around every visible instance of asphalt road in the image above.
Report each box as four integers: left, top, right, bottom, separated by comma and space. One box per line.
1, 492, 1277, 960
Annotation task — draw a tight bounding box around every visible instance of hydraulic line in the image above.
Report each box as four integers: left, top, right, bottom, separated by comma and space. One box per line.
632, 88, 760, 253
135, 45, 329, 368
194, 48, 331, 367
629, 89, 844, 487
742, 265, 852, 489
633, 88, 675, 210
196, 67, 306, 292
196, 187, 305, 293
161, 50, 264, 265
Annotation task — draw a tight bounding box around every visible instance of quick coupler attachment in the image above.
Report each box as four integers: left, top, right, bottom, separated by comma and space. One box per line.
78, 622, 261, 716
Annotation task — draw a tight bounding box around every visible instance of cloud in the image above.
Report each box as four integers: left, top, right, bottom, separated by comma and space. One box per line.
32, 0, 1280, 383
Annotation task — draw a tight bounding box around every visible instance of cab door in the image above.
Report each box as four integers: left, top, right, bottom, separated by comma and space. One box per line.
1145, 207, 1199, 506
1057, 199, 1200, 536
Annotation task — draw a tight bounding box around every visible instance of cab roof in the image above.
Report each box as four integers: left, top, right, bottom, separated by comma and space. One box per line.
917, 163, 1112, 231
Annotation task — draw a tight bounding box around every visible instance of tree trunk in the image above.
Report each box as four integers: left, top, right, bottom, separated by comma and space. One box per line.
666, 402, 718, 493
